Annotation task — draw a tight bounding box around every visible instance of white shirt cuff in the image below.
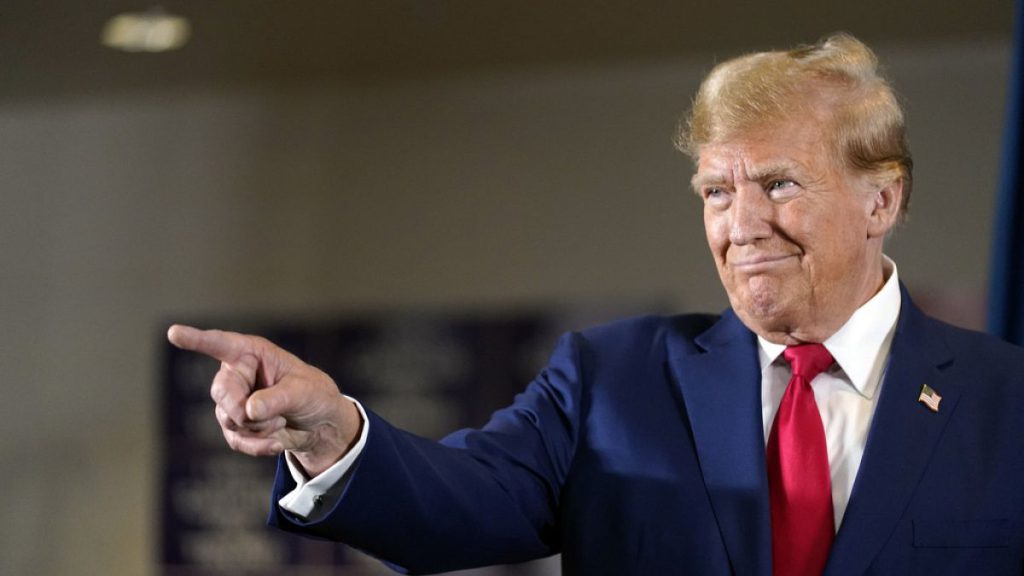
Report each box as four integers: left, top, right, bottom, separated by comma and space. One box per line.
277, 396, 369, 520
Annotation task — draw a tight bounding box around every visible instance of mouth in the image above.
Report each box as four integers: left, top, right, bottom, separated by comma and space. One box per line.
728, 254, 798, 273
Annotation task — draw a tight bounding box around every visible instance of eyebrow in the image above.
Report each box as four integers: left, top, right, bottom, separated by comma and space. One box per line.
690, 160, 802, 192
689, 173, 721, 193
746, 161, 801, 183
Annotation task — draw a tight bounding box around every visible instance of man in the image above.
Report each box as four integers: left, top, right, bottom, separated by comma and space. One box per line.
168, 34, 1024, 575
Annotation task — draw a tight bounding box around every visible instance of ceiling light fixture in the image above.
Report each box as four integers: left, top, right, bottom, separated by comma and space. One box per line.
101, 7, 191, 53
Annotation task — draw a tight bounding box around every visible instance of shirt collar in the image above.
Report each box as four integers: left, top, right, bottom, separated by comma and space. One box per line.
757, 256, 902, 399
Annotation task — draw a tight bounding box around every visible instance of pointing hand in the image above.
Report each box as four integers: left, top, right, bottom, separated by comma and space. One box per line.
167, 324, 361, 476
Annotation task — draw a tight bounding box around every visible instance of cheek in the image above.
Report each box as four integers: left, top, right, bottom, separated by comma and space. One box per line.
703, 212, 728, 255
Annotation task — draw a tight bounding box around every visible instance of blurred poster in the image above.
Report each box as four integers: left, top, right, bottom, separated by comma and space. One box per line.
160, 306, 652, 575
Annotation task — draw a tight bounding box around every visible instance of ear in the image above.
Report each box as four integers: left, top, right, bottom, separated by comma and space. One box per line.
866, 176, 903, 238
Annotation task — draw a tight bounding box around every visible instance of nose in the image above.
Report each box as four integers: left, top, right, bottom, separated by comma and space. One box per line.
728, 185, 773, 245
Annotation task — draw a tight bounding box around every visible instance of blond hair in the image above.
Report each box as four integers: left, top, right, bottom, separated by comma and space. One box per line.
677, 33, 913, 218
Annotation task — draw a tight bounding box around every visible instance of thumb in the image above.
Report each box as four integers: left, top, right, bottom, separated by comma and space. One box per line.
246, 385, 290, 421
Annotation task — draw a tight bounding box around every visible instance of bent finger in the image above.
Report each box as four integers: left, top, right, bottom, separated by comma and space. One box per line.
217, 402, 285, 435
240, 416, 287, 436
222, 430, 284, 457
211, 366, 254, 426
214, 404, 240, 432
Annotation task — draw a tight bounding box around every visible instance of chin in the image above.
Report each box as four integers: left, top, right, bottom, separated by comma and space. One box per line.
743, 282, 790, 316
737, 307, 785, 331
731, 288, 797, 332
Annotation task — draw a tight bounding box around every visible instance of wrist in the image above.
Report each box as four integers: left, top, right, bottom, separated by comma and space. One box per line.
293, 396, 362, 477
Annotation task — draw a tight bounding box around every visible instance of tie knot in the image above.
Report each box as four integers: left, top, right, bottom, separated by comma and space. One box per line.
783, 343, 834, 381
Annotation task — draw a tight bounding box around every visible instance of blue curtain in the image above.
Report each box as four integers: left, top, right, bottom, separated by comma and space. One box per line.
988, 0, 1024, 346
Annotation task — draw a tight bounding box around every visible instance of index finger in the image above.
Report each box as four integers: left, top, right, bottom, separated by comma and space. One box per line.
167, 324, 251, 363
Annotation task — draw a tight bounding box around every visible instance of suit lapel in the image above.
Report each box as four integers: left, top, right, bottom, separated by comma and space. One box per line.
826, 293, 961, 576
667, 311, 773, 576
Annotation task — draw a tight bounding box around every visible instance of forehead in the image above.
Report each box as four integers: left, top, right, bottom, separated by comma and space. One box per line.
692, 119, 835, 186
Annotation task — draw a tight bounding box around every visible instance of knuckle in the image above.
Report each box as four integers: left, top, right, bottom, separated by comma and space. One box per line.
223, 431, 241, 451
252, 335, 276, 355
215, 406, 238, 431
210, 382, 225, 403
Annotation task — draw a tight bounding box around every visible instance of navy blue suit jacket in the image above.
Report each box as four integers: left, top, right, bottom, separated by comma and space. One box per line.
270, 290, 1024, 574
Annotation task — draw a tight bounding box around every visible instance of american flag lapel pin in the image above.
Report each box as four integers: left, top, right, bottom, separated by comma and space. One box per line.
918, 384, 942, 413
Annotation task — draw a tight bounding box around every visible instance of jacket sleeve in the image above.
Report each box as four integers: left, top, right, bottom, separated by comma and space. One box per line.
268, 331, 585, 574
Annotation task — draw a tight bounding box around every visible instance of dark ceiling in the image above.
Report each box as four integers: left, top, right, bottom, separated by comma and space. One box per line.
1, 0, 1014, 101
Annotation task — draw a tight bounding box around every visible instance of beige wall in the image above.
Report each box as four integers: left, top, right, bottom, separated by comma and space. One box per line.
0, 38, 1009, 575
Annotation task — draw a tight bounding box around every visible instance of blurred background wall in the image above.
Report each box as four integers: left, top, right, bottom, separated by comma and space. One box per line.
0, 1, 1014, 574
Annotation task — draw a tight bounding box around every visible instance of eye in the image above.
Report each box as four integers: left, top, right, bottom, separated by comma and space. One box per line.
765, 179, 799, 199
702, 186, 730, 206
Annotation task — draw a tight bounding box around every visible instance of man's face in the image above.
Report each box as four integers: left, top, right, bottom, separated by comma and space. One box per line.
693, 116, 891, 344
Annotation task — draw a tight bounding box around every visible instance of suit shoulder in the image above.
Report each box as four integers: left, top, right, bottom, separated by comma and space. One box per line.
574, 313, 720, 354
930, 317, 1024, 367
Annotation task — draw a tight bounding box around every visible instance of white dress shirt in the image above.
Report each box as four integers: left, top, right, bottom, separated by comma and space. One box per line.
282, 259, 902, 526
278, 397, 369, 520
759, 258, 901, 531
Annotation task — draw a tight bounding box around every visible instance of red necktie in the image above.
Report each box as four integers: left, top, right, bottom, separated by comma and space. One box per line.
767, 344, 835, 576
